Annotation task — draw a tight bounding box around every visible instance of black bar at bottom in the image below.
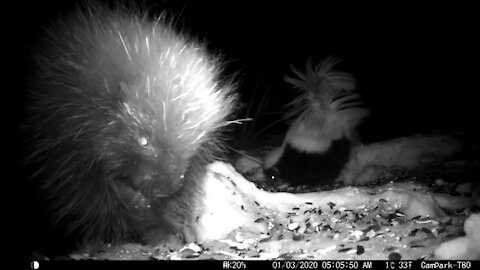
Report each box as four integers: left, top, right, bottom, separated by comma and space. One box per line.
22, 259, 480, 270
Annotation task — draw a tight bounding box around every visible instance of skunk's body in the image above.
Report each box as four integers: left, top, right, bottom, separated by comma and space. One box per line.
264, 58, 369, 186
23, 3, 236, 252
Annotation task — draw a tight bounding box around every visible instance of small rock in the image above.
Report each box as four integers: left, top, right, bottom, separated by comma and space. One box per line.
434, 237, 473, 259
356, 245, 365, 255
288, 222, 299, 231
388, 252, 402, 260
292, 234, 305, 241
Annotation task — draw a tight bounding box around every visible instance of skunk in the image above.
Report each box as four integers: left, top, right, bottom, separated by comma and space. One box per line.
264, 57, 370, 186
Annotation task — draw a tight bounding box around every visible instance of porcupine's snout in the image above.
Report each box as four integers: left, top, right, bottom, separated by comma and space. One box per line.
132, 154, 187, 198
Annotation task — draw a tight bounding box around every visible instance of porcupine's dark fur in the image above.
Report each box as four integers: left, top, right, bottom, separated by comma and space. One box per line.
23, 3, 236, 253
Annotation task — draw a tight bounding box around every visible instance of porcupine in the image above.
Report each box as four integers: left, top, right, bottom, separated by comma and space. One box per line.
22, 3, 236, 253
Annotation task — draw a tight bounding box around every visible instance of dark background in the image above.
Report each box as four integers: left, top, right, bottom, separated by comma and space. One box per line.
9, 0, 478, 262
13, 0, 478, 143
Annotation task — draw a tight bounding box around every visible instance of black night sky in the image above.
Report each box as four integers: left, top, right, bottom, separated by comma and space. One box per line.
9, 0, 479, 262
13, 1, 479, 143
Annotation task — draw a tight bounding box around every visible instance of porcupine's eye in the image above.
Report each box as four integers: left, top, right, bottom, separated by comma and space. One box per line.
137, 136, 148, 147
137, 136, 155, 156
137, 136, 157, 159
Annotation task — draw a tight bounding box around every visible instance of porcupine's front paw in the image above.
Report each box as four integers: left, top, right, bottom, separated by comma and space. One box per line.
141, 223, 196, 249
